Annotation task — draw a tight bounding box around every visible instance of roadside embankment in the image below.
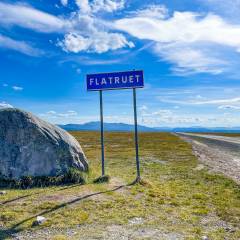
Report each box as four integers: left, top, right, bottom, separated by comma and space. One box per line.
177, 133, 240, 184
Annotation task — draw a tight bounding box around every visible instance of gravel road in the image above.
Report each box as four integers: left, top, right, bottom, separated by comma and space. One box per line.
177, 133, 240, 184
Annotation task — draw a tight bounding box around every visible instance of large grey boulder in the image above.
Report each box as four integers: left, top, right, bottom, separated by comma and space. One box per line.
0, 108, 88, 179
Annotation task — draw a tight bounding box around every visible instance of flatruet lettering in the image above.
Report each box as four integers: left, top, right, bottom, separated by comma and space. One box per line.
87, 70, 144, 91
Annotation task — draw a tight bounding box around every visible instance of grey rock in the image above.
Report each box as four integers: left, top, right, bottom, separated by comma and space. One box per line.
0, 108, 88, 179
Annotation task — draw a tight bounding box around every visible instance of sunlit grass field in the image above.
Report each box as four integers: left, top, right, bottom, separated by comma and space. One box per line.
0, 132, 239, 239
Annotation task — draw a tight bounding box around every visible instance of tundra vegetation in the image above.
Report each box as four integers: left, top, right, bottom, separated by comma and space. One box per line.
0, 132, 239, 239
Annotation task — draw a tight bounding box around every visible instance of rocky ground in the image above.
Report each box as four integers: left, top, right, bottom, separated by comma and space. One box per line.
178, 133, 240, 184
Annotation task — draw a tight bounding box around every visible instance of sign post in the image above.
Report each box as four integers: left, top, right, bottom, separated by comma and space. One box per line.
133, 88, 140, 180
99, 90, 105, 176
87, 70, 144, 180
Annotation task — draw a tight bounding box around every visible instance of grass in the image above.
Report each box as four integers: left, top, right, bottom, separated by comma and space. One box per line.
0, 132, 239, 239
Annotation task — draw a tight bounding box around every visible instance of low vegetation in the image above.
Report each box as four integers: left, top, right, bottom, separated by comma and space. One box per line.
0, 168, 87, 189
0, 132, 239, 239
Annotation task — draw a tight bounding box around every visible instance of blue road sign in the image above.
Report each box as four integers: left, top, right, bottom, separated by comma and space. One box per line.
87, 70, 144, 91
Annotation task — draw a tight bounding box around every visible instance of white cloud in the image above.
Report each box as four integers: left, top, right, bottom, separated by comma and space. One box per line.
43, 110, 78, 118
133, 4, 168, 20
58, 12, 134, 53
0, 1, 134, 54
138, 106, 240, 127
75, 0, 125, 13
139, 107, 199, 126
91, 0, 125, 13
114, 9, 240, 74
57, 0, 133, 53
59, 33, 90, 53
191, 97, 240, 105
115, 11, 240, 47
60, 0, 68, 6
154, 43, 227, 75
12, 86, 23, 91
218, 105, 240, 110
0, 34, 43, 56
76, 0, 91, 13
0, 2, 69, 33
47, 111, 57, 115
0, 102, 13, 109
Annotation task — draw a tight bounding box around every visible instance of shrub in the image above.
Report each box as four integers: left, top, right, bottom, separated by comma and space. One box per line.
93, 175, 110, 184
61, 168, 86, 185
0, 168, 87, 189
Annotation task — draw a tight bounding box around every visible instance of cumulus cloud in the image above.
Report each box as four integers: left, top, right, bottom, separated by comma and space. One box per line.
59, 32, 134, 53
76, 0, 125, 13
76, 0, 91, 13
0, 34, 43, 56
91, 0, 125, 13
2, 0, 240, 72
0, 1, 134, 54
59, 33, 90, 53
57, 0, 133, 53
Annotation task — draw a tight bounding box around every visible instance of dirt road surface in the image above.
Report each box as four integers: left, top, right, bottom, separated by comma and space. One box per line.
177, 133, 240, 184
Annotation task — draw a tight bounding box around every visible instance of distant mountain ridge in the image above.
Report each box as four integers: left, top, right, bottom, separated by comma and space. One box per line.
59, 122, 156, 132
59, 122, 240, 133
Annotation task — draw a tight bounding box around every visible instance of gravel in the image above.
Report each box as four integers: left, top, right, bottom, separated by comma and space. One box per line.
178, 133, 240, 184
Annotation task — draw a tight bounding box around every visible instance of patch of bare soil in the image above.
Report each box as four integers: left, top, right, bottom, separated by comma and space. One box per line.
38, 177, 128, 204
180, 136, 240, 184
11, 224, 184, 240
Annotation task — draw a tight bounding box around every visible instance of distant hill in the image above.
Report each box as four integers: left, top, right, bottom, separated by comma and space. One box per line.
59, 122, 240, 133
59, 122, 157, 132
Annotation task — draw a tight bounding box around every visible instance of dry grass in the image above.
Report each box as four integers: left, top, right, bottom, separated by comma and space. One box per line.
0, 132, 239, 239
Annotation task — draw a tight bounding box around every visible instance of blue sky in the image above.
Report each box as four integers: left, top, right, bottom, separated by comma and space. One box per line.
0, 0, 240, 127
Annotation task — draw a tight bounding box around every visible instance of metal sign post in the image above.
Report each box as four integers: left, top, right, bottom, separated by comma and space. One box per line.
99, 90, 105, 176
87, 70, 144, 180
133, 88, 140, 179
